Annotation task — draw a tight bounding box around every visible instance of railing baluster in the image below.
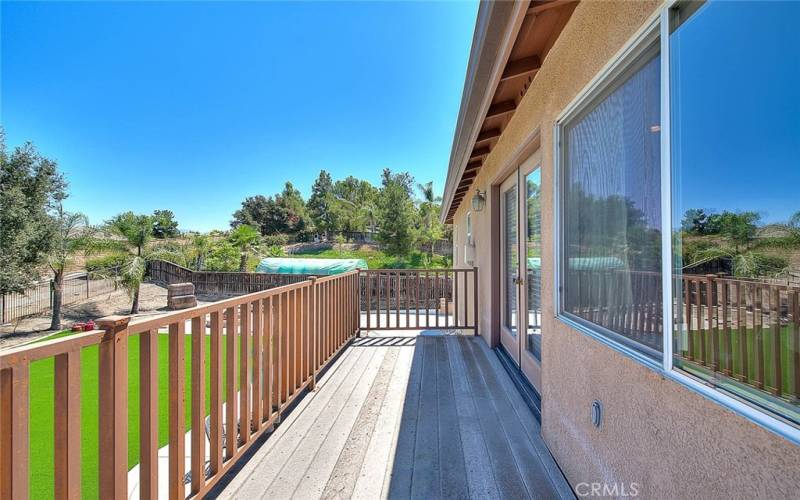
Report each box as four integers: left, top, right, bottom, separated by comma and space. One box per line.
755, 285, 765, 389
281, 292, 289, 404
240, 303, 250, 445
210, 311, 224, 476
140, 329, 159, 499
191, 315, 206, 493
54, 349, 81, 499
168, 320, 186, 500
225, 307, 237, 459
264, 297, 273, 421
738, 283, 749, 383
792, 290, 800, 400
253, 299, 263, 428
770, 287, 782, 396
1, 362, 29, 499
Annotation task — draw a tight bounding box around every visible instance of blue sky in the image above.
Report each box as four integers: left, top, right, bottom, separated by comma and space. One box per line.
1, 0, 478, 231
672, 1, 800, 225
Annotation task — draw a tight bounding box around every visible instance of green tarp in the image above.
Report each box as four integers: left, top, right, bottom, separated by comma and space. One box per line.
256, 257, 368, 275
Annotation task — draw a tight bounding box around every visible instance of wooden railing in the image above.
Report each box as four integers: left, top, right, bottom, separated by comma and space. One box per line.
359, 268, 478, 333
566, 269, 800, 400
678, 274, 800, 399
0, 270, 360, 499
148, 260, 313, 295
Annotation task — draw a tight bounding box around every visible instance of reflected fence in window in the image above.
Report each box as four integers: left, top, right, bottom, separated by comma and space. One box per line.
676, 274, 800, 403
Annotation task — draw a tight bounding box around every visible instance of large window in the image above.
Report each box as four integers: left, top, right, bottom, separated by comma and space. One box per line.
670, 1, 799, 426
557, 1, 800, 436
560, 38, 663, 359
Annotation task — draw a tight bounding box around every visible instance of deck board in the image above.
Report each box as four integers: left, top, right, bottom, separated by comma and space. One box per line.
216, 333, 572, 500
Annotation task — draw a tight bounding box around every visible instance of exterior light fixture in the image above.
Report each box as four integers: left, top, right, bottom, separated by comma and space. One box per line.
471, 189, 486, 212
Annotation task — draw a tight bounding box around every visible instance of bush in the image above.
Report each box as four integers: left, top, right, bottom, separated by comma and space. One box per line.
205, 242, 240, 272
86, 253, 128, 277
265, 245, 286, 257
263, 233, 290, 247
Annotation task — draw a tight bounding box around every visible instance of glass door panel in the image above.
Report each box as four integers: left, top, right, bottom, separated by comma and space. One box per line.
525, 168, 542, 361
503, 183, 519, 336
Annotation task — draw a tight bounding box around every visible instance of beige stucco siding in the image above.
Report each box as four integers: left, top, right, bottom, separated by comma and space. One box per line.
450, 0, 800, 497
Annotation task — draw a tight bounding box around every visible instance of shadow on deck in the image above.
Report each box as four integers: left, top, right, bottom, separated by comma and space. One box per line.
213, 331, 572, 499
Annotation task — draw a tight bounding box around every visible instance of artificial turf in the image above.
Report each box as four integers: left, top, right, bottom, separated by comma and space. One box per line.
27, 330, 234, 499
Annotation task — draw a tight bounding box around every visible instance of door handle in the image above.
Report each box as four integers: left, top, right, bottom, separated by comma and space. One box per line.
513, 276, 524, 285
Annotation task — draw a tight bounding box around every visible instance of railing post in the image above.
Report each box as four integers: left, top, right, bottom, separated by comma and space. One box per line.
355, 270, 362, 337
473, 266, 479, 336
97, 315, 130, 500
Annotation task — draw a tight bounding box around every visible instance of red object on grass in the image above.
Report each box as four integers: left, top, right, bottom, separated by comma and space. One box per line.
84, 320, 96, 331
72, 322, 85, 332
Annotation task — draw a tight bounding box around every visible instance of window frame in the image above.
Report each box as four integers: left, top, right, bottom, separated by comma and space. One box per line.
552, 1, 800, 445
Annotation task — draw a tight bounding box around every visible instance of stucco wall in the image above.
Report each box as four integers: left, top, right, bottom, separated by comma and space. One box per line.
451, 1, 800, 497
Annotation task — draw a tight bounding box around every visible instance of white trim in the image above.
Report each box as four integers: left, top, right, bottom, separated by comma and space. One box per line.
659, 7, 674, 372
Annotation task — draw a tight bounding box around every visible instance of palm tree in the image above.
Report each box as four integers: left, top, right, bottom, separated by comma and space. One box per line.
229, 224, 261, 272
106, 212, 154, 314
191, 234, 213, 270
47, 204, 90, 330
417, 181, 443, 259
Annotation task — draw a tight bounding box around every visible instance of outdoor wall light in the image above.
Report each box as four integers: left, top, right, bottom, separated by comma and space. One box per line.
471, 189, 486, 212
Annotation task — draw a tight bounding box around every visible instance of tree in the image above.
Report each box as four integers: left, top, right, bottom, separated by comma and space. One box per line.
233, 195, 288, 235
718, 211, 760, 252
681, 208, 712, 234
277, 182, 312, 236
190, 234, 213, 270
416, 181, 444, 259
106, 212, 154, 314
47, 204, 90, 330
233, 183, 313, 238
152, 209, 179, 238
333, 176, 379, 235
229, 224, 261, 272
0, 133, 66, 294
376, 169, 418, 255
307, 170, 339, 237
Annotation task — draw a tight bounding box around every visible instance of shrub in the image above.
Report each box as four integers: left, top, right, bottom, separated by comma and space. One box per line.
263, 233, 290, 247
265, 245, 286, 257
205, 242, 239, 272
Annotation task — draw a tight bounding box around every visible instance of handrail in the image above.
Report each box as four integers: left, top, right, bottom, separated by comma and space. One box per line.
0, 270, 362, 499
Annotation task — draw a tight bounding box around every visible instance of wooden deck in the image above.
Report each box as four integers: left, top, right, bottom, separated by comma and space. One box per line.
215, 332, 572, 499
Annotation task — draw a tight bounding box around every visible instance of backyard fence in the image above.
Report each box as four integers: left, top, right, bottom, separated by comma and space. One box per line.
148, 260, 313, 295
0, 270, 361, 499
1, 274, 119, 325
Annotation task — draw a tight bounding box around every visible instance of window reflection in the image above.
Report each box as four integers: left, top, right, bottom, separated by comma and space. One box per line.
526, 169, 542, 360
671, 1, 800, 425
562, 43, 663, 358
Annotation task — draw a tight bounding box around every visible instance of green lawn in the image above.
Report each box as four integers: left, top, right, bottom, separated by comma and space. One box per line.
292, 245, 452, 269
28, 329, 235, 499
679, 325, 796, 394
